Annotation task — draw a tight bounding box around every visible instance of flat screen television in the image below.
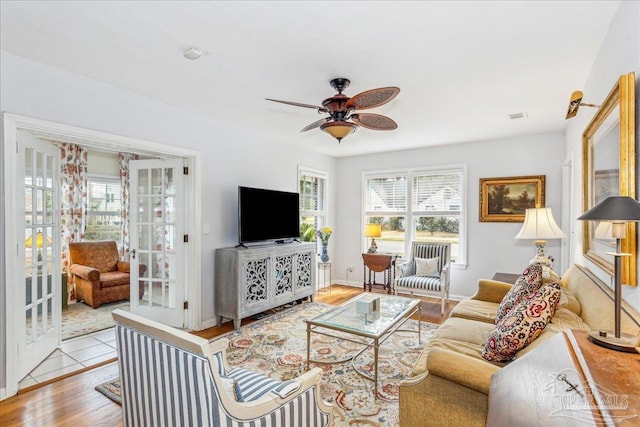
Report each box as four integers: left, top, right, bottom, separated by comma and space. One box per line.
238, 186, 300, 244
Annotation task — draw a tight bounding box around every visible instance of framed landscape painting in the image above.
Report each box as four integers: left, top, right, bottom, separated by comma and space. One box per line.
479, 175, 545, 222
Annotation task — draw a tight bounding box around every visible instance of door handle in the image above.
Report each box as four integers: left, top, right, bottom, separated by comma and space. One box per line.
131, 249, 136, 260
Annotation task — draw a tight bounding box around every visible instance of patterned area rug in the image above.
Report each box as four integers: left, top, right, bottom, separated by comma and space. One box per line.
95, 302, 437, 426
62, 300, 129, 340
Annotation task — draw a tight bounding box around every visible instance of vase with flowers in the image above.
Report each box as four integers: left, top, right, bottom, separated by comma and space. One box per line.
316, 226, 332, 262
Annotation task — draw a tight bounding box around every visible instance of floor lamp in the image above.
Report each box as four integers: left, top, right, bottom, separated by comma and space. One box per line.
578, 196, 640, 352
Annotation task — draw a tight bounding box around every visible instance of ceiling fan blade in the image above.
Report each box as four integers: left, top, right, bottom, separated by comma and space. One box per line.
351, 113, 398, 130
301, 117, 330, 132
346, 87, 400, 110
266, 98, 328, 112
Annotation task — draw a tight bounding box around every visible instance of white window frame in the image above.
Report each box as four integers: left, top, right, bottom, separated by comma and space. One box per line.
363, 164, 467, 268
86, 174, 123, 246
298, 166, 329, 245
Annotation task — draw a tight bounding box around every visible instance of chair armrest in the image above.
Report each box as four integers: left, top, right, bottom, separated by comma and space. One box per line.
117, 261, 131, 273
426, 348, 499, 395
470, 279, 513, 303
117, 261, 147, 275
69, 264, 100, 281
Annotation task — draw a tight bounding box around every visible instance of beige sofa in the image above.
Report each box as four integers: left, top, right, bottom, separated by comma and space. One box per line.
399, 264, 640, 427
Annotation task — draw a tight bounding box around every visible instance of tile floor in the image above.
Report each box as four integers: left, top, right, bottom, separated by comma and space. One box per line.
19, 327, 117, 389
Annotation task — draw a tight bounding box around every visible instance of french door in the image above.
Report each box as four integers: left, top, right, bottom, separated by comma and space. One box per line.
17, 130, 61, 380
129, 158, 186, 327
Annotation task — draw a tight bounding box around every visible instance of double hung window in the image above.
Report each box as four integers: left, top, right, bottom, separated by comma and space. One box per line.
86, 176, 122, 244
364, 166, 466, 265
298, 166, 328, 243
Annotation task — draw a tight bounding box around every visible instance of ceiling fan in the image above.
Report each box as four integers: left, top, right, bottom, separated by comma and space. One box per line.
266, 78, 400, 143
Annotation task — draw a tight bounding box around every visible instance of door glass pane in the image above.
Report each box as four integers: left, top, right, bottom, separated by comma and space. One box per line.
24, 147, 57, 346
165, 168, 175, 195
136, 166, 177, 310
138, 169, 149, 195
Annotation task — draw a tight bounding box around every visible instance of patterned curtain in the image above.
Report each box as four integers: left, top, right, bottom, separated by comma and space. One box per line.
58, 143, 88, 303
118, 153, 138, 260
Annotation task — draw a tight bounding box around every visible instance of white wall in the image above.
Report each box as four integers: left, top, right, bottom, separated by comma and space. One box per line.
334, 132, 565, 299
564, 0, 640, 311
0, 51, 336, 389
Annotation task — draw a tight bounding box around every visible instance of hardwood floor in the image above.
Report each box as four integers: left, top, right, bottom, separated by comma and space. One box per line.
0, 285, 457, 427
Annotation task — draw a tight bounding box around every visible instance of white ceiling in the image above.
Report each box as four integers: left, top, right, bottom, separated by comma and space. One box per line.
0, 1, 621, 158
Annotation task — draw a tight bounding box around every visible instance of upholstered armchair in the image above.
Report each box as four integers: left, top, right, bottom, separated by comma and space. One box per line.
68, 241, 146, 308
395, 241, 451, 315
112, 309, 334, 427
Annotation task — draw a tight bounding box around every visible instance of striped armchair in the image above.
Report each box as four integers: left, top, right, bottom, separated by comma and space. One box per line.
112, 309, 333, 427
394, 241, 451, 315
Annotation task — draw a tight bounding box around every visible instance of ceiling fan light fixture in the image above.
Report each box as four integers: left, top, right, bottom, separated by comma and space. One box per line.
320, 121, 357, 142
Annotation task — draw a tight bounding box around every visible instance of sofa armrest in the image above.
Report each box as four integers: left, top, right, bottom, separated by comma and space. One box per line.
470, 279, 513, 303
69, 264, 100, 282
426, 348, 499, 395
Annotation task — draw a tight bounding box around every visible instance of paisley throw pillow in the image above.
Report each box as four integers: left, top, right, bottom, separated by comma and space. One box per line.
495, 263, 543, 324
482, 282, 561, 362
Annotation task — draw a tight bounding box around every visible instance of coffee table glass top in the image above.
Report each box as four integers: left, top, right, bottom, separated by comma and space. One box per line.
307, 293, 420, 337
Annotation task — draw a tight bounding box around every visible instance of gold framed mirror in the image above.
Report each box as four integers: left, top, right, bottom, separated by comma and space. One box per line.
582, 72, 636, 286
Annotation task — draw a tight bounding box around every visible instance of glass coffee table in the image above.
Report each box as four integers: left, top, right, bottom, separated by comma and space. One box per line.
305, 293, 422, 395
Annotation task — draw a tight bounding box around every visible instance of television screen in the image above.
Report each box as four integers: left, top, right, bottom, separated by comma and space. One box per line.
238, 186, 300, 244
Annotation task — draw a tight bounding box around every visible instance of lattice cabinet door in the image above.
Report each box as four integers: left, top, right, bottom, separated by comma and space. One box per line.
295, 251, 314, 292
242, 256, 269, 309
274, 254, 294, 298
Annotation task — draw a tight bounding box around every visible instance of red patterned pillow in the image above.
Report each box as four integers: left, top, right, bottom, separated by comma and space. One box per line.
482, 282, 561, 362
495, 263, 543, 324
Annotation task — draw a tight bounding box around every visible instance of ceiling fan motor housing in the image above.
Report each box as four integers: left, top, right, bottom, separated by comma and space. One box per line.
322, 94, 352, 120
329, 78, 350, 93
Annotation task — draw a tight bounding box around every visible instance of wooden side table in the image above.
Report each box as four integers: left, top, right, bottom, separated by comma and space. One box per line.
362, 253, 397, 294
492, 272, 521, 284
487, 329, 640, 426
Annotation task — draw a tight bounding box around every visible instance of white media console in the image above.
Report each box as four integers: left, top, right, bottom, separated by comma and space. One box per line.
215, 242, 316, 329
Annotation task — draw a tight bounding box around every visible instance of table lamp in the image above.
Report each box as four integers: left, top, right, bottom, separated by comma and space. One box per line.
578, 196, 640, 352
364, 223, 382, 253
514, 207, 566, 267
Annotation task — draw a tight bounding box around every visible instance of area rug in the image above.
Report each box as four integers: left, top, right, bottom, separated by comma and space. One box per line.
95, 302, 438, 426
62, 300, 129, 340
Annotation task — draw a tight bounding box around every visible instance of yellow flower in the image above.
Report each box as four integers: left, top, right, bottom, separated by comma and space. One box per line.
315, 226, 332, 244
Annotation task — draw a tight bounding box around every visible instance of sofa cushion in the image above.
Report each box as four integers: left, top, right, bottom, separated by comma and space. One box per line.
550, 308, 590, 331
409, 337, 505, 377
482, 282, 561, 362
415, 257, 440, 277
100, 271, 131, 288
557, 288, 581, 315
495, 263, 543, 324
449, 299, 499, 324
436, 317, 496, 346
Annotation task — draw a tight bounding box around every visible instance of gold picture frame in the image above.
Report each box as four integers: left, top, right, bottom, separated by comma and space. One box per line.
479, 175, 545, 222
582, 71, 636, 286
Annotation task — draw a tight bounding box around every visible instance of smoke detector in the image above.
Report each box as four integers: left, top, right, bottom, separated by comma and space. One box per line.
183, 47, 202, 60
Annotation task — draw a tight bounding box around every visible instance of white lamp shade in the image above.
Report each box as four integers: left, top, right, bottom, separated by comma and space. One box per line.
515, 207, 566, 240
